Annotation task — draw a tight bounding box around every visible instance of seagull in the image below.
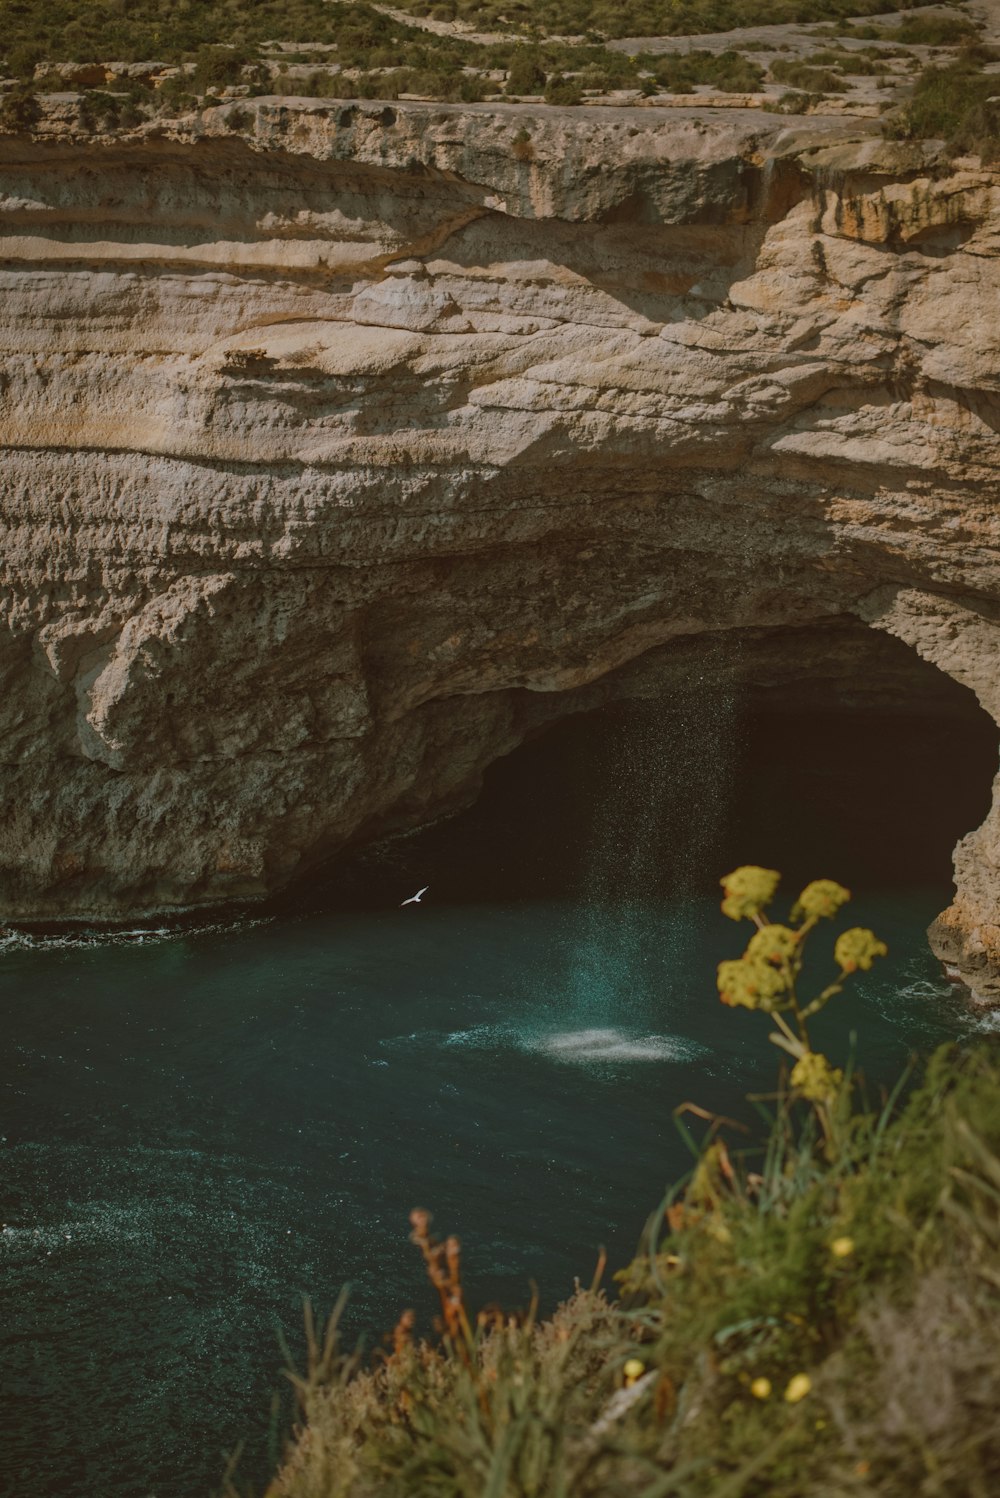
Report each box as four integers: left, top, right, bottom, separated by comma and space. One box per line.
401, 886, 429, 907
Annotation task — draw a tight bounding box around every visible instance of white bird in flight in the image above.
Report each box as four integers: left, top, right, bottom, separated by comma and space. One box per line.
401, 886, 429, 907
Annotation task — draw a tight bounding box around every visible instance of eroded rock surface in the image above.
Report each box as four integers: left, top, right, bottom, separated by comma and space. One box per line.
1, 99, 998, 993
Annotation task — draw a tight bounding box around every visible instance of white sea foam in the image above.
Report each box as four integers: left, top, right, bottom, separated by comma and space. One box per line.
539, 1027, 702, 1063
895, 978, 953, 1003
440, 1022, 703, 1065
0, 915, 271, 954
887, 973, 1000, 1035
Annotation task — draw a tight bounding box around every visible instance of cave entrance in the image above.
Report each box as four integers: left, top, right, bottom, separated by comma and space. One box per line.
330, 620, 997, 917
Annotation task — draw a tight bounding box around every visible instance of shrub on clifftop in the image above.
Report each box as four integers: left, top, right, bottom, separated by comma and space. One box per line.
0, 86, 40, 132
887, 53, 1000, 162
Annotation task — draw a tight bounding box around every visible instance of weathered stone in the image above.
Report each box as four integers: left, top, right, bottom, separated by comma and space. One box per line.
0, 99, 998, 999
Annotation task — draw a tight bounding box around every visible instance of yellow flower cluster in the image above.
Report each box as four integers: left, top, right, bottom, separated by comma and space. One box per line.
792, 879, 850, 920
717, 925, 802, 1012
834, 927, 889, 974
720, 866, 780, 921
717, 956, 787, 1012
745, 924, 799, 965
790, 1050, 843, 1103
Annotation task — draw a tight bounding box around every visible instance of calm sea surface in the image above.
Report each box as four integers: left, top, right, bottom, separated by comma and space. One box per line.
1, 702, 995, 1497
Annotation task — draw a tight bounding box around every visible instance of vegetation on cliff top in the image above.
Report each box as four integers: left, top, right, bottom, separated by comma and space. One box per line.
0, 0, 951, 71
0, 0, 995, 161
887, 44, 1000, 161
0, 0, 768, 108
244, 873, 1000, 1498
0, 1, 403, 73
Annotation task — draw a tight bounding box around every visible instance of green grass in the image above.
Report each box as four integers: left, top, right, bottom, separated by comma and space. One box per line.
887, 52, 1000, 161
251, 1042, 1000, 1498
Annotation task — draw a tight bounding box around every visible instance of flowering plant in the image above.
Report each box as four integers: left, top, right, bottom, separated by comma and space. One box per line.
717, 866, 887, 1120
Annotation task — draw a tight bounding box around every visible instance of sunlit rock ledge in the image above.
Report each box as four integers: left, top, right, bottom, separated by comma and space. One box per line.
0, 95, 999, 999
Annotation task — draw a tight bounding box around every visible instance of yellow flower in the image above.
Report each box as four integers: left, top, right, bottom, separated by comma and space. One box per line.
623, 1358, 645, 1387
750, 1377, 772, 1400
834, 927, 888, 974
790, 1050, 843, 1104
831, 1236, 855, 1258
745, 924, 799, 966
792, 879, 850, 920
784, 1373, 812, 1404
719, 866, 780, 921
717, 956, 788, 1011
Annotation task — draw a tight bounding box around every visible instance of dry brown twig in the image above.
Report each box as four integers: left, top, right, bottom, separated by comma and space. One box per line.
409, 1207, 473, 1356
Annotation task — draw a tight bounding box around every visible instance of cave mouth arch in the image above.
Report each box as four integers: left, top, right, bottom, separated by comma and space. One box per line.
320, 618, 997, 926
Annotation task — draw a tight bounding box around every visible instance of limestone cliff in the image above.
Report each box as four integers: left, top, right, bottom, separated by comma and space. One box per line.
1, 98, 999, 996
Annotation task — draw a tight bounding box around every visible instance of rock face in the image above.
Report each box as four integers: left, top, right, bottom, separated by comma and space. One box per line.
1, 99, 999, 993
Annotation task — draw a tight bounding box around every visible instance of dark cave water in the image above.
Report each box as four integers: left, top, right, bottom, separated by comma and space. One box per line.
1, 700, 997, 1498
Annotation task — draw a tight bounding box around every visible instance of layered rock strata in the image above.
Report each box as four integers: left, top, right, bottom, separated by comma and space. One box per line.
1, 99, 998, 994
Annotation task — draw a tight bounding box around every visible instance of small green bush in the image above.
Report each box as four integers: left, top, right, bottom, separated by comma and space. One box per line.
78, 89, 121, 131
154, 74, 197, 114
225, 104, 254, 131
6, 43, 44, 81
800, 46, 887, 77
190, 44, 259, 95
775, 89, 820, 115
544, 72, 582, 106
637, 47, 763, 95
770, 58, 847, 93
896, 14, 979, 47
451, 71, 485, 102
505, 47, 546, 95
0, 86, 40, 131
888, 57, 1000, 161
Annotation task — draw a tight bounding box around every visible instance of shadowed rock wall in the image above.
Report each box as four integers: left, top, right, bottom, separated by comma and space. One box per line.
1, 100, 998, 994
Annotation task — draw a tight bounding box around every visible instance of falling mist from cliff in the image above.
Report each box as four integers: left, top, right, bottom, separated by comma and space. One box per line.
562, 641, 741, 1025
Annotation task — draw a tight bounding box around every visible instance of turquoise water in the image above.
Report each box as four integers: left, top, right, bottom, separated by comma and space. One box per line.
0, 702, 996, 1496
